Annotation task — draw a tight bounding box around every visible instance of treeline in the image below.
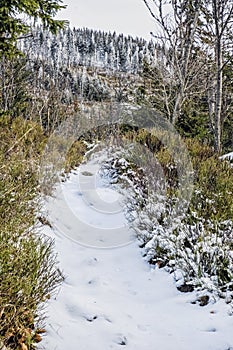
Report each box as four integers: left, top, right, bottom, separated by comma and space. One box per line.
19, 26, 157, 73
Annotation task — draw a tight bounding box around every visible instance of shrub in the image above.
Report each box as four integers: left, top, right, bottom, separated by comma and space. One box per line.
65, 140, 87, 173
133, 136, 233, 300
0, 116, 63, 349
100, 129, 233, 302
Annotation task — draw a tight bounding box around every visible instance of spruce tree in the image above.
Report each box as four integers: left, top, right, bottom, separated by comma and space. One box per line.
0, 0, 67, 57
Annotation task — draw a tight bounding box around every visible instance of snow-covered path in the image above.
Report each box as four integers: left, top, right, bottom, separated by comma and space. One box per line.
41, 157, 233, 350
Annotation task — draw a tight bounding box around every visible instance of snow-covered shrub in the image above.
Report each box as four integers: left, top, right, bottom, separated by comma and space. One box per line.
99, 132, 233, 302
137, 213, 233, 297
131, 140, 233, 301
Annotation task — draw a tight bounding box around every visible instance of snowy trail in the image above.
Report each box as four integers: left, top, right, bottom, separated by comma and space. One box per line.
41, 157, 233, 350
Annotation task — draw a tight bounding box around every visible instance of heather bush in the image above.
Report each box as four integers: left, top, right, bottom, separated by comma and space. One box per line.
0, 116, 63, 349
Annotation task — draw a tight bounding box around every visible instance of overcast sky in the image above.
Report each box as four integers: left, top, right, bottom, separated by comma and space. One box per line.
57, 0, 156, 41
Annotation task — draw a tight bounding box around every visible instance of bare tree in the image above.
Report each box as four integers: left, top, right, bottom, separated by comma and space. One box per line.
143, 0, 233, 152
0, 57, 32, 116
202, 0, 233, 152
143, 0, 204, 124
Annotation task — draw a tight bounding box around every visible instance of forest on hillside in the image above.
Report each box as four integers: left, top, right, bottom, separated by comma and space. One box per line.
20, 26, 157, 72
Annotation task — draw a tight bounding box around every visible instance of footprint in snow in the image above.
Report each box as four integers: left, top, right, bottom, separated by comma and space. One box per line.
84, 315, 98, 322
104, 315, 112, 323
81, 171, 94, 176
137, 324, 150, 332
87, 279, 97, 285
84, 314, 112, 323
86, 257, 98, 266
204, 327, 217, 332
66, 304, 81, 319
114, 334, 127, 346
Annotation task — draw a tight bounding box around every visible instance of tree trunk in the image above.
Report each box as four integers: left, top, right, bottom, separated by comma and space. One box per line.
172, 88, 183, 124
214, 37, 223, 153
213, 0, 223, 153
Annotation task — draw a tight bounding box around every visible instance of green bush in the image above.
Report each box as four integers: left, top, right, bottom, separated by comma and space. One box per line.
65, 140, 87, 173
192, 155, 233, 221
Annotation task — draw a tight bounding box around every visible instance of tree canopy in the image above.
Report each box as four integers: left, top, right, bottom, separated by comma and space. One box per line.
0, 0, 67, 57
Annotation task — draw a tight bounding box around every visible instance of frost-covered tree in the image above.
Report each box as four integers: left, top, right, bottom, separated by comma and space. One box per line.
23, 26, 157, 73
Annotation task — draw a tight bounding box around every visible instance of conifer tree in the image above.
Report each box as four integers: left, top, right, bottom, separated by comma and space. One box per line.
0, 0, 67, 57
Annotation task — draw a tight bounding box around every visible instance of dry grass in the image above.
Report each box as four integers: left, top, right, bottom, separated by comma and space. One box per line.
0, 116, 63, 350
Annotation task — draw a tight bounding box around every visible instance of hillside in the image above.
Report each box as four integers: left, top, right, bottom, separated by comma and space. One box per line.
16, 27, 158, 106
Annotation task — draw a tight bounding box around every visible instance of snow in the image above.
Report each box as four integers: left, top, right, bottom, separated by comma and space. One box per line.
221, 152, 233, 161
40, 154, 233, 350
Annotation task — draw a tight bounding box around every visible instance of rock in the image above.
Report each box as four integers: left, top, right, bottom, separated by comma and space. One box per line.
38, 215, 52, 228
177, 283, 194, 293
198, 295, 209, 306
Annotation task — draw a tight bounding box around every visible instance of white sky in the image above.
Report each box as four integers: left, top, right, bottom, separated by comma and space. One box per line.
57, 0, 156, 41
